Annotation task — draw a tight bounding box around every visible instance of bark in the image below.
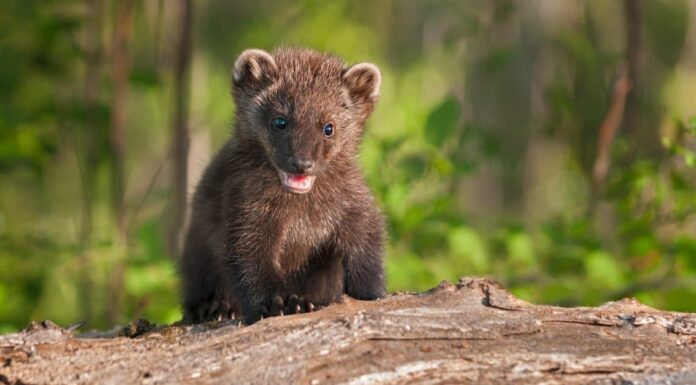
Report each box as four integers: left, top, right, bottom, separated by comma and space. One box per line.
2, 278, 696, 384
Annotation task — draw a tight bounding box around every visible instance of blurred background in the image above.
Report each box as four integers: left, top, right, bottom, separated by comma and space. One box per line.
1, 0, 696, 332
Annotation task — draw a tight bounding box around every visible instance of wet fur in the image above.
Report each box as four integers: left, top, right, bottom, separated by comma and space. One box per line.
180, 48, 385, 324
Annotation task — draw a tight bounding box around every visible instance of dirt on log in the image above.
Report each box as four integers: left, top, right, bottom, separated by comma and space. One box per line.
2, 277, 696, 385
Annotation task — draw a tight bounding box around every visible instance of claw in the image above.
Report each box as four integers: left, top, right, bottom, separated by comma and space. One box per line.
270, 295, 284, 316
287, 295, 301, 314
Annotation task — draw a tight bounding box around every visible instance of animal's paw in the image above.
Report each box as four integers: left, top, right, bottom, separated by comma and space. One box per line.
260, 294, 316, 317
185, 296, 238, 324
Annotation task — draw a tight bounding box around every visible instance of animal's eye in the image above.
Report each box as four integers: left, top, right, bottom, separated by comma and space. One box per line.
272, 117, 288, 130
323, 123, 334, 137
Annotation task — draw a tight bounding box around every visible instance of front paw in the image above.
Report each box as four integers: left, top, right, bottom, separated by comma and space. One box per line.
185, 296, 238, 324
260, 294, 317, 317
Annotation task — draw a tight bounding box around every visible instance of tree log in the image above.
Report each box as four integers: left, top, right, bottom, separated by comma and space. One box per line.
2, 278, 696, 384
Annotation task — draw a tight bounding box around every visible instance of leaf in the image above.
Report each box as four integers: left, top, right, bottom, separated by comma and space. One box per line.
135, 220, 166, 263
664, 288, 696, 312
447, 226, 489, 273
676, 237, 696, 273
686, 116, 696, 135
431, 154, 454, 176
661, 137, 672, 149
399, 153, 427, 179
585, 251, 624, 289
628, 235, 658, 258
506, 232, 536, 268
685, 152, 696, 168
385, 184, 409, 219
386, 252, 436, 292
424, 96, 461, 147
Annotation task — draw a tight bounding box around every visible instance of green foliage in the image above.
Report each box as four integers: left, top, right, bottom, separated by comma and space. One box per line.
644, 0, 690, 67
1, 0, 696, 332
0, 236, 54, 331
425, 96, 461, 148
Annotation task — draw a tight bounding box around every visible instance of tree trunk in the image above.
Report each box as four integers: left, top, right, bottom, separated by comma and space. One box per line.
2, 278, 696, 384
590, 0, 642, 195
110, 0, 134, 240
622, 0, 656, 160
108, 0, 134, 325
79, 0, 104, 249
167, 0, 193, 257
76, 0, 105, 327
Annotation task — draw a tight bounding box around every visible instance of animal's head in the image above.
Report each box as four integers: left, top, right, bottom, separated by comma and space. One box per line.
231, 48, 381, 194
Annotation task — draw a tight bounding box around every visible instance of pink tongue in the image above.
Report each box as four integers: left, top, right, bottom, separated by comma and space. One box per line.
290, 174, 307, 183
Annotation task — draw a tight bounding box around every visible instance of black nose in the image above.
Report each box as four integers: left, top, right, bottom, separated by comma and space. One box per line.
289, 157, 315, 174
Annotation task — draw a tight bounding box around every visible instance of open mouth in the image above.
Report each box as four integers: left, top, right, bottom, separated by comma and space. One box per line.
277, 170, 316, 194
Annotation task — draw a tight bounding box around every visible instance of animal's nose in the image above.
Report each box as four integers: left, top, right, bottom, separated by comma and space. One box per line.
289, 157, 315, 174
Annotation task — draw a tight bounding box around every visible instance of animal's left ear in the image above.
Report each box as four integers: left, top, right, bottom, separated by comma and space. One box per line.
232, 49, 278, 94
342, 63, 381, 105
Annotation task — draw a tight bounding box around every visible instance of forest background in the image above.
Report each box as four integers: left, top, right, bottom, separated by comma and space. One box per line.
1, 0, 696, 332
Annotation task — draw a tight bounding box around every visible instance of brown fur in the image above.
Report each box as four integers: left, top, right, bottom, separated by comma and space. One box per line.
180, 48, 385, 324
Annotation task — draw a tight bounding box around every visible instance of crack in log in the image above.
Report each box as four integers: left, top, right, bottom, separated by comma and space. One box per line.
559, 369, 645, 376
542, 319, 623, 327
366, 329, 542, 342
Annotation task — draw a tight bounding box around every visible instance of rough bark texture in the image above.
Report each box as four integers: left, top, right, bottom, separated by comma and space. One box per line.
2, 278, 696, 385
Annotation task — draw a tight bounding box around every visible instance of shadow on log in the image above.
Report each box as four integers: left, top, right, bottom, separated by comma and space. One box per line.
2, 277, 696, 384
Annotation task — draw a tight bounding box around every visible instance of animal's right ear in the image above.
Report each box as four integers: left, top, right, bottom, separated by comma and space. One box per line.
342, 63, 381, 105
232, 49, 278, 92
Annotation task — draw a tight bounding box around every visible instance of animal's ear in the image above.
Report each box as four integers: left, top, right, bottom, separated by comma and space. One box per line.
232, 49, 278, 92
342, 63, 381, 104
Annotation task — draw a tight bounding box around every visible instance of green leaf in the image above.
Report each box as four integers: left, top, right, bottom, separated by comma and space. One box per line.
686, 116, 696, 135
447, 226, 489, 273
506, 232, 536, 268
424, 96, 461, 147
663, 288, 696, 312
399, 153, 427, 179
628, 235, 658, 258
431, 153, 454, 176
386, 252, 436, 292
676, 237, 696, 273
385, 184, 409, 219
585, 251, 624, 289
661, 137, 672, 149
685, 152, 696, 168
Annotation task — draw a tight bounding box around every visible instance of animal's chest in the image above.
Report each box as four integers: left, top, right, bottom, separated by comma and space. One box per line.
275, 205, 338, 276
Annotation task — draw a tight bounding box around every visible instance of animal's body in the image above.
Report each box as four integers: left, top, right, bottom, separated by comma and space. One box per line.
180, 48, 385, 324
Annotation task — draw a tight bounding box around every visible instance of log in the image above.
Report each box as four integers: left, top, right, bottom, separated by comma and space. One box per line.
2, 277, 696, 384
